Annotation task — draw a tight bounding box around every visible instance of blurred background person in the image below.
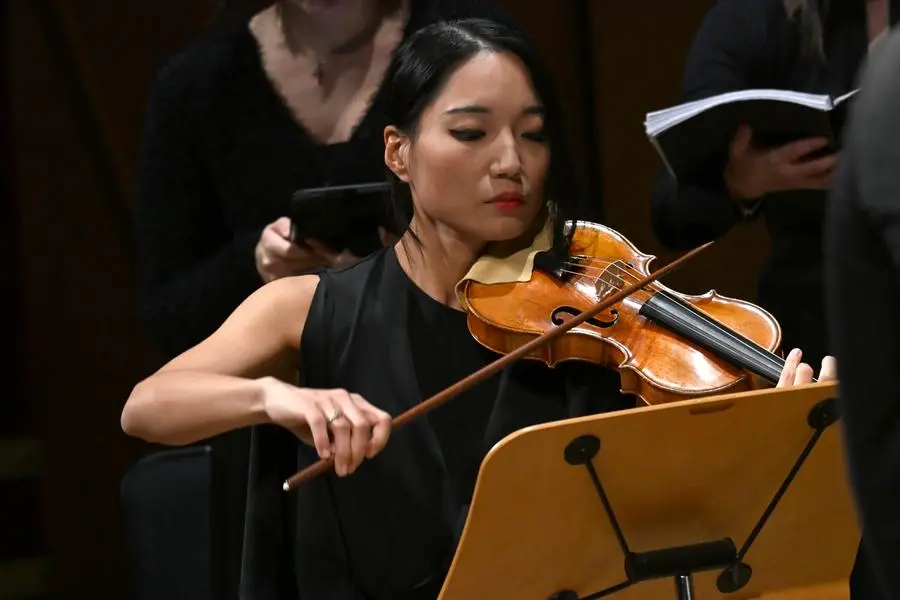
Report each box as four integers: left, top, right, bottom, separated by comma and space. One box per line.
826, 23, 900, 600
649, 1, 894, 596
649, 0, 887, 372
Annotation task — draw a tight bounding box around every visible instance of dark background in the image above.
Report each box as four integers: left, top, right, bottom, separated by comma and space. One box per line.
4, 0, 773, 597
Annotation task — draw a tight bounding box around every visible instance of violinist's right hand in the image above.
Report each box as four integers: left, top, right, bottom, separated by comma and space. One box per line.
259, 377, 392, 476
255, 217, 356, 282
723, 124, 837, 201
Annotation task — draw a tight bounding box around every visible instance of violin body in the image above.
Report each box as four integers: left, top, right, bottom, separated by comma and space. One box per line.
461, 221, 783, 406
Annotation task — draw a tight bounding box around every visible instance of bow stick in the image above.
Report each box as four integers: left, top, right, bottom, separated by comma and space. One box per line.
282, 240, 715, 491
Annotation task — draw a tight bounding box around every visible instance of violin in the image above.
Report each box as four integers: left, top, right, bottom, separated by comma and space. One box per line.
282, 221, 785, 490
461, 220, 785, 407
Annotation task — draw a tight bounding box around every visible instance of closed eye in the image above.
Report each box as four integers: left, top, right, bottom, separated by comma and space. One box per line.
449, 129, 547, 142
449, 129, 485, 141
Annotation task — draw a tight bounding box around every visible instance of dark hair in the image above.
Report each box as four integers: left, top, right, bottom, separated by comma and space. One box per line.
783, 0, 829, 61
381, 17, 582, 258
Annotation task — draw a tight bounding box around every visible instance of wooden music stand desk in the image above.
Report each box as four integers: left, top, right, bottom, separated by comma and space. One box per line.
439, 382, 859, 600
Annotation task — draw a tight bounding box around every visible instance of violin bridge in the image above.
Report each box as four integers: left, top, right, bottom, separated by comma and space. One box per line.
593, 259, 628, 301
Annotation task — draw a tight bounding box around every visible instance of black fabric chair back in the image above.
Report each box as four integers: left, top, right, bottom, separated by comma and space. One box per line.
121, 445, 212, 600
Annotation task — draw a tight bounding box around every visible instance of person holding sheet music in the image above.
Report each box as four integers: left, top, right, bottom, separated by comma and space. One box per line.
132, 2, 518, 599
122, 18, 837, 600
649, 1, 891, 596
825, 25, 900, 600
649, 0, 889, 372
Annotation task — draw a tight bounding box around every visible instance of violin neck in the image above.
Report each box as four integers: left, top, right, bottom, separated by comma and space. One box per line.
639, 290, 785, 385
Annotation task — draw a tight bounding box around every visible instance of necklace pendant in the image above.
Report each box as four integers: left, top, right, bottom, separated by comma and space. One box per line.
313, 61, 324, 85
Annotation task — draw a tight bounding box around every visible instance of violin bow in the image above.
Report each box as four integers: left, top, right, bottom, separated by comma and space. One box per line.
282, 240, 715, 491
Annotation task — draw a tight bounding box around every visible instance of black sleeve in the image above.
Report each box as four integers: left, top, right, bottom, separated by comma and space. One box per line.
649, 0, 780, 250
825, 33, 900, 600
134, 53, 264, 358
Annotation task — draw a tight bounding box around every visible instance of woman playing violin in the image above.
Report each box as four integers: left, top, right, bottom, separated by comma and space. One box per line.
121, 18, 835, 600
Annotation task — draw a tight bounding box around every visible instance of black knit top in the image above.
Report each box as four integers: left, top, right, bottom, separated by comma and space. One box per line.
133, 0, 518, 358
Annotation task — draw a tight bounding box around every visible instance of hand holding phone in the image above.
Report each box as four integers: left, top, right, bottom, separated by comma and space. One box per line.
254, 218, 358, 283
291, 226, 398, 271
289, 182, 395, 257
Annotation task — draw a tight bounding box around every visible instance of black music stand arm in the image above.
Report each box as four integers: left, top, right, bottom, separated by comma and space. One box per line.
675, 574, 694, 600
550, 397, 841, 600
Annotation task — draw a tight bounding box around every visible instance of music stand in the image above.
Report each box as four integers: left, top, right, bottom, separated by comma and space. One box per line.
438, 382, 859, 599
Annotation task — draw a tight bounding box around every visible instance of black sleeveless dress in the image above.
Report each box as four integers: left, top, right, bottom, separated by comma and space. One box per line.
240, 248, 632, 600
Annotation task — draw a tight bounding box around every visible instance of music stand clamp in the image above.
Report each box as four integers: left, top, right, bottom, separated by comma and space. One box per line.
438, 382, 858, 600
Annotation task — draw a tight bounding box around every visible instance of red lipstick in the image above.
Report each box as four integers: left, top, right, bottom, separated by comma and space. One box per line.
488, 191, 525, 210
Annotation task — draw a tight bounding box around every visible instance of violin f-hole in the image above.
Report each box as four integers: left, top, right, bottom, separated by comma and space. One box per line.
551, 306, 619, 329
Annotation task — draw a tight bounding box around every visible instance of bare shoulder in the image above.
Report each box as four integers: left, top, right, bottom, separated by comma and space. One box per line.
159, 274, 321, 379
235, 273, 322, 346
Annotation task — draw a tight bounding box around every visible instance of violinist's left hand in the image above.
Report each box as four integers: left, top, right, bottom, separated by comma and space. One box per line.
776, 348, 837, 387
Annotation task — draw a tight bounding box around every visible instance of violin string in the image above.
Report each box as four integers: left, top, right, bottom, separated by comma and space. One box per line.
586, 260, 783, 368
557, 257, 661, 288
552, 258, 657, 301
550, 258, 786, 372
553, 270, 653, 306
596, 262, 786, 371
555, 258, 661, 296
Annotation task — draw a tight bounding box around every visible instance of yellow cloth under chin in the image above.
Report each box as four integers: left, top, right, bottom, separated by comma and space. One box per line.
454, 218, 554, 311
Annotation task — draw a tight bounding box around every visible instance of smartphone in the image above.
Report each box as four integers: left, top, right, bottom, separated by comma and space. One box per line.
289, 182, 392, 256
